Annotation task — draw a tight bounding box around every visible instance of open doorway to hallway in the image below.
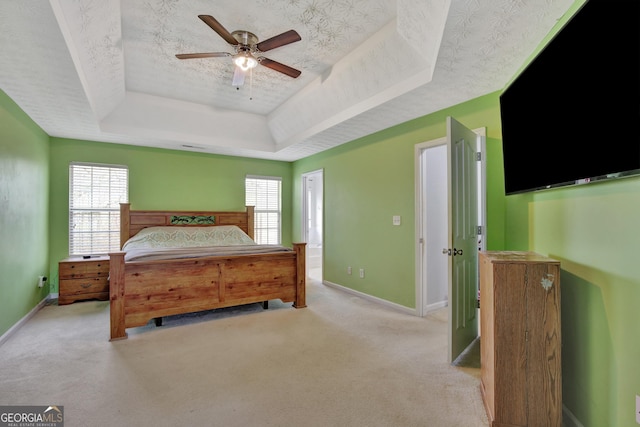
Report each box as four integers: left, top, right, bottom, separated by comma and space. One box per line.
302, 170, 323, 281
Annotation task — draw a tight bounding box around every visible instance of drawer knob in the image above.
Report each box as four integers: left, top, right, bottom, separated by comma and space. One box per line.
81, 283, 92, 289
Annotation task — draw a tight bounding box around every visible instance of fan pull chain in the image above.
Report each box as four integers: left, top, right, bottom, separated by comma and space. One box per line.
249, 68, 253, 101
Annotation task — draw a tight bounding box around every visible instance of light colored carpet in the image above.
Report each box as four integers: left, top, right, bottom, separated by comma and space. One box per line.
0, 277, 488, 427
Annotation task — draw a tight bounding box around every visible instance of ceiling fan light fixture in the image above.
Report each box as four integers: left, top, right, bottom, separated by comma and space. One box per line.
176, 17, 301, 82
233, 52, 258, 71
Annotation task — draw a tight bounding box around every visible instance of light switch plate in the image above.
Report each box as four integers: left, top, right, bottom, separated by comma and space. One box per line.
392, 215, 401, 226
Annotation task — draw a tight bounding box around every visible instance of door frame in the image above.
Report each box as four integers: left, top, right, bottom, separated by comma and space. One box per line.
301, 169, 324, 279
414, 128, 486, 317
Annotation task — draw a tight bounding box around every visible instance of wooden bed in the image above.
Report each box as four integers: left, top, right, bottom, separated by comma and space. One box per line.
108, 203, 306, 341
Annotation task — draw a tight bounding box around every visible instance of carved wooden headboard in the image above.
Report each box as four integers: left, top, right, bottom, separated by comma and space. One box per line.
119, 203, 255, 249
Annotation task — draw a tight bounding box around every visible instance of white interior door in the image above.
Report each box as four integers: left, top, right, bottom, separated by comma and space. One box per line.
447, 116, 479, 363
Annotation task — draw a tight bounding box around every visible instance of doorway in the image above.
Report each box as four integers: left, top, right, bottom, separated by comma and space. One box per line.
302, 169, 324, 281
416, 140, 449, 314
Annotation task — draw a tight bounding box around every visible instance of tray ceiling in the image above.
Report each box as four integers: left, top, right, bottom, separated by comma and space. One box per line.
0, 0, 573, 161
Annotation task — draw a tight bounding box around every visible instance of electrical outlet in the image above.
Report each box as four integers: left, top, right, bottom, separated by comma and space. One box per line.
347, 266, 352, 275
359, 268, 365, 279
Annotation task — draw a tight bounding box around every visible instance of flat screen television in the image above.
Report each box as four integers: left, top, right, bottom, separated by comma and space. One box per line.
499, 0, 640, 195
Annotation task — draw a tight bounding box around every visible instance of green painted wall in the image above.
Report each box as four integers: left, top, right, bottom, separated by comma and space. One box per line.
48, 139, 293, 293
0, 89, 50, 335
292, 92, 506, 308
505, 181, 640, 427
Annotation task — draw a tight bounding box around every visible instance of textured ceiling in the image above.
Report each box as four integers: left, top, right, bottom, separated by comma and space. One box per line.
0, 0, 574, 161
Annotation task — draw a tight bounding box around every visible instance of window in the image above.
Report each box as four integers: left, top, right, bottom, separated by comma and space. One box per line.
245, 175, 281, 244
69, 163, 128, 256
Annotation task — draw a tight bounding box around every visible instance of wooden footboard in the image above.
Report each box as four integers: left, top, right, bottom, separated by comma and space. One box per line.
109, 243, 306, 340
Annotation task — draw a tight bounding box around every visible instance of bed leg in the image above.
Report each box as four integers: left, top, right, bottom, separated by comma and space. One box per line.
293, 243, 307, 308
109, 251, 128, 341
262, 301, 269, 309
154, 317, 163, 327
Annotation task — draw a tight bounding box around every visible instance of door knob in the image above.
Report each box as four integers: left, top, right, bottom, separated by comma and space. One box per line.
453, 248, 463, 256
442, 248, 452, 256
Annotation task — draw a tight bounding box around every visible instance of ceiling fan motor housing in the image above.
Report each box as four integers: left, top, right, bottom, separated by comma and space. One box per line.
232, 31, 258, 48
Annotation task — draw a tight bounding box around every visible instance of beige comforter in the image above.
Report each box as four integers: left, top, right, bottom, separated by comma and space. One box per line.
124, 244, 293, 262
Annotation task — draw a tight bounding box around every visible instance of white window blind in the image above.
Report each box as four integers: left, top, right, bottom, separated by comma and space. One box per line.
69, 163, 128, 256
245, 175, 281, 244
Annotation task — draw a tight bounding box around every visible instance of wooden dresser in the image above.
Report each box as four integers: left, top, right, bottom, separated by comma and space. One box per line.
58, 256, 110, 305
479, 251, 561, 427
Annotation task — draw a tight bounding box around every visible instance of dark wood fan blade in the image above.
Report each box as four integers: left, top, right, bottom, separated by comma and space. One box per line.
198, 15, 238, 45
175, 52, 231, 59
259, 57, 301, 78
256, 30, 301, 52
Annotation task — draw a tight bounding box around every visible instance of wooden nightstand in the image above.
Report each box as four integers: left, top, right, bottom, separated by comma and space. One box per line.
58, 256, 110, 305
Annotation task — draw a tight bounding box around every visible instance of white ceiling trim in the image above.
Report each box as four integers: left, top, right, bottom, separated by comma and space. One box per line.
100, 91, 276, 152
49, 0, 125, 122
269, 18, 441, 150
49, 0, 448, 158
397, 0, 451, 62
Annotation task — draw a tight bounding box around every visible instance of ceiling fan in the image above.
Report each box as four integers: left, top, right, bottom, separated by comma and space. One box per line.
176, 15, 302, 87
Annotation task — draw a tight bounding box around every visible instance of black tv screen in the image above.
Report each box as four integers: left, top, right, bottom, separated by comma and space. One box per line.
500, 0, 640, 195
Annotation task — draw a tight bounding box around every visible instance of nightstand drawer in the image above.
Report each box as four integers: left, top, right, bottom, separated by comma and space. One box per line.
59, 276, 109, 296
59, 259, 109, 279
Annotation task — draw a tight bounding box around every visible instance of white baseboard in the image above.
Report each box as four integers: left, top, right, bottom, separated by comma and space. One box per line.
322, 280, 416, 315
426, 300, 448, 312
563, 404, 584, 427
0, 295, 51, 347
